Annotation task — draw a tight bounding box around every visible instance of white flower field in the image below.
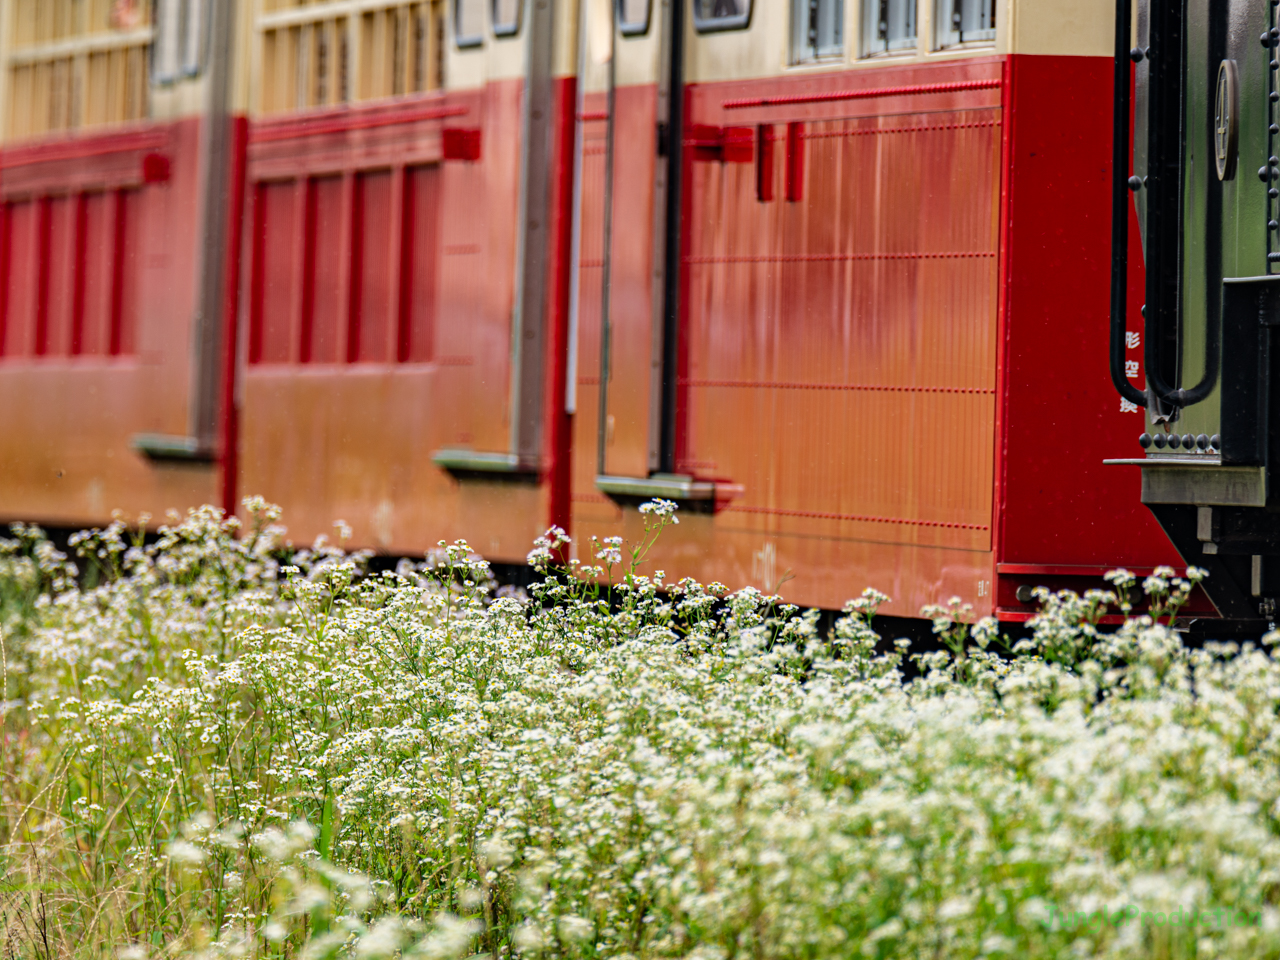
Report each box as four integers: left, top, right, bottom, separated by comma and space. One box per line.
1, 500, 1278, 959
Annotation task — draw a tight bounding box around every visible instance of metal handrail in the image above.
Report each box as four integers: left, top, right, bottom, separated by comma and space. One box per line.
1110, 0, 1149, 407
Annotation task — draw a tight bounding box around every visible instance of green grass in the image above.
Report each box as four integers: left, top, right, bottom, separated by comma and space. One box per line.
1, 498, 1278, 960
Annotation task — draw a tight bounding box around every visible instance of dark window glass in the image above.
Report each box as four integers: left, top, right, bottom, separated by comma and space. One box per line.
861, 0, 914, 56
693, 0, 751, 33
619, 0, 651, 36
493, 0, 520, 36
935, 0, 993, 48
455, 0, 484, 47
793, 0, 842, 61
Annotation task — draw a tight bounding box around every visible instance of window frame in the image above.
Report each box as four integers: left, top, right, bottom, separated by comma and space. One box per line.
491, 0, 522, 38
454, 0, 485, 48
692, 0, 753, 34
151, 0, 206, 85
859, 0, 916, 58
618, 0, 652, 37
791, 0, 843, 64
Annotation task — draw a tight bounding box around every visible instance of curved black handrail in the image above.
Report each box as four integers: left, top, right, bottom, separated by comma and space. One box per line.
1140, 0, 1220, 409
1110, 0, 1149, 407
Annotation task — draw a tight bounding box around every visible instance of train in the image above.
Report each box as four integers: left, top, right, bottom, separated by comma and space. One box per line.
0, 0, 1212, 624
1110, 0, 1280, 629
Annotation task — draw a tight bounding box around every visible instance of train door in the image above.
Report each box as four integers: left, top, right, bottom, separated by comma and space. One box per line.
0, 0, 237, 526
572, 0, 1002, 613
236, 0, 565, 558
570, 0, 685, 518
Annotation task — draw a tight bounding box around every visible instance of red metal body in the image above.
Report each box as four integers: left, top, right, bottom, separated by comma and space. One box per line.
0, 118, 221, 522
570, 52, 1202, 618
0, 45, 1210, 621
234, 80, 578, 556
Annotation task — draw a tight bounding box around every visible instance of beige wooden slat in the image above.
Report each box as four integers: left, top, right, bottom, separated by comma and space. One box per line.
4, 0, 152, 141
255, 0, 442, 113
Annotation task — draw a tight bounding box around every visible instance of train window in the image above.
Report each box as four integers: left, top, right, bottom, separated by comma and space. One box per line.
258, 4, 442, 114
618, 0, 651, 36
934, 0, 994, 48
693, 0, 752, 33
792, 0, 842, 62
4, 0, 150, 140
860, 0, 915, 56
153, 0, 206, 84
492, 0, 521, 36
455, 0, 484, 46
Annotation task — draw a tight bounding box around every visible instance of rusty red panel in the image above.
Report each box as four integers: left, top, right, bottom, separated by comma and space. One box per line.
300, 175, 345, 364
573, 99, 607, 496
250, 180, 298, 365
0, 126, 167, 199
0, 204, 9, 356
603, 86, 660, 479
110, 188, 139, 357
9, 200, 39, 357
399, 164, 440, 363
431, 89, 513, 454
69, 194, 88, 355
348, 169, 394, 363
33, 197, 52, 356
299, 178, 320, 363
77, 191, 114, 356
240, 84, 541, 559
0, 116, 221, 530
250, 101, 469, 146
3, 201, 35, 357
566, 59, 1016, 615
44, 195, 83, 358
682, 105, 1002, 555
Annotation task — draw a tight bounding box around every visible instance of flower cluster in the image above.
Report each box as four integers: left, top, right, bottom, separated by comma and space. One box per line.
2, 502, 1280, 960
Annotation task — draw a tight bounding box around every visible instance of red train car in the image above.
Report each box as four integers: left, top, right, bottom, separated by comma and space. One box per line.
0, 0, 1200, 622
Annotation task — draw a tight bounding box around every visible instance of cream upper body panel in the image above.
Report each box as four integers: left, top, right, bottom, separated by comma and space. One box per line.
443, 0, 581, 89
0, 0, 258, 144
0, 0, 1114, 142
677, 0, 1114, 86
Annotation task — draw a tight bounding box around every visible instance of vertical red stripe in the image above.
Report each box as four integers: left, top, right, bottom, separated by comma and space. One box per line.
34, 196, 51, 356
219, 117, 249, 519
674, 84, 696, 470
756, 124, 774, 203
993, 56, 1014, 566
248, 182, 267, 364
0, 204, 11, 358
396, 164, 415, 363
545, 77, 576, 536
299, 177, 318, 363
70, 192, 88, 356
346, 175, 365, 363
108, 190, 128, 356
785, 121, 804, 203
